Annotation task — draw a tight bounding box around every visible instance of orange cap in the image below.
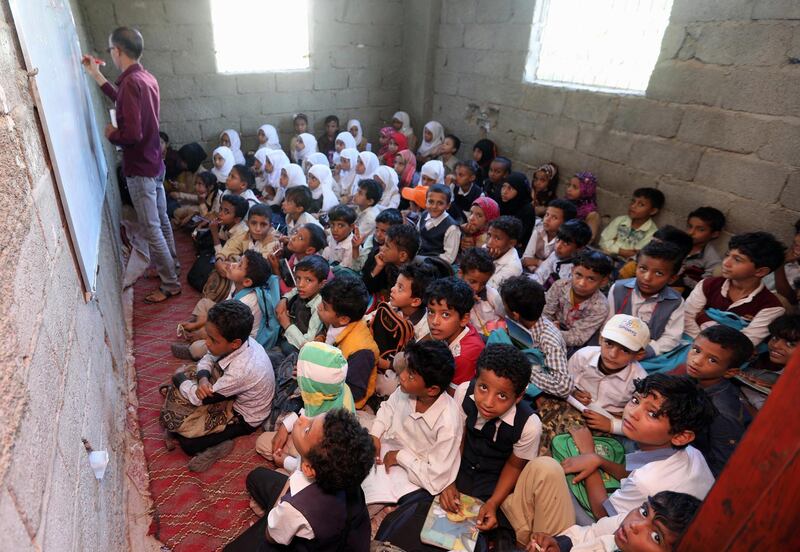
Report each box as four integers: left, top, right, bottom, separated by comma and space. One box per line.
401, 185, 429, 209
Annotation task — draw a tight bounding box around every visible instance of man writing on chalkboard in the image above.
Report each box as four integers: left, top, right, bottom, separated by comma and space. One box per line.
82, 27, 181, 303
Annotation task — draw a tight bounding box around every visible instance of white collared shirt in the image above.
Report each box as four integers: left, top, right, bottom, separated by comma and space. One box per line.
267, 469, 316, 543
470, 285, 505, 335
286, 211, 323, 233
420, 211, 461, 265
522, 221, 557, 264
532, 251, 573, 286
568, 347, 647, 416
321, 232, 354, 268
356, 205, 381, 238
559, 514, 627, 552
486, 246, 523, 289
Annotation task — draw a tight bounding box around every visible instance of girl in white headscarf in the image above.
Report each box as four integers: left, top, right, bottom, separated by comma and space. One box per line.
304, 152, 330, 174
416, 121, 444, 165
374, 165, 400, 209
253, 148, 269, 192
335, 131, 356, 153
219, 129, 246, 164
257, 124, 281, 150
335, 148, 360, 202
307, 164, 340, 214
351, 150, 380, 198
420, 159, 445, 186
392, 111, 417, 152
264, 149, 290, 206
211, 146, 235, 184
294, 132, 318, 165
346, 119, 368, 151
282, 164, 307, 189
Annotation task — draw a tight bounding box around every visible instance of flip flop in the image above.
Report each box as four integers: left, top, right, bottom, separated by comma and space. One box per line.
144, 288, 182, 304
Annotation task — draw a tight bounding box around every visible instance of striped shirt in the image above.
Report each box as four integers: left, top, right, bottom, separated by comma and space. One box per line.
528, 317, 572, 397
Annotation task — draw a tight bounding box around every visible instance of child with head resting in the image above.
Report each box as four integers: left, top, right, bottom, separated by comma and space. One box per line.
522, 199, 578, 272
227, 409, 374, 551
533, 219, 593, 291
317, 275, 380, 409
531, 162, 559, 217
447, 160, 482, 223
439, 133, 461, 175
684, 231, 786, 347
363, 219, 419, 298
224, 164, 260, 206
321, 204, 357, 269
460, 196, 500, 253
270, 222, 327, 296
208, 193, 249, 256
416, 183, 461, 265
390, 260, 439, 342
599, 188, 665, 260
544, 250, 613, 351
353, 207, 404, 275
680, 207, 726, 293
565, 172, 600, 243
459, 247, 507, 336
483, 155, 512, 204
486, 215, 524, 289
502, 374, 715, 543
215, 203, 279, 275
353, 178, 383, 239
219, 129, 245, 164
274, 255, 330, 354
283, 186, 322, 234
529, 491, 702, 552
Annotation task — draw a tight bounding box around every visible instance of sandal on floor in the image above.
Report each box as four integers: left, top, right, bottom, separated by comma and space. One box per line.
144, 288, 182, 304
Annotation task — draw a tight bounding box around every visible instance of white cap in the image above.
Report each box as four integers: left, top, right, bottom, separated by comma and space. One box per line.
601, 314, 650, 352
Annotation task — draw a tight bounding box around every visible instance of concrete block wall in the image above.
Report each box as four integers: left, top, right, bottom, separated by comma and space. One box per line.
0, 1, 129, 550
432, 0, 800, 244
79, 0, 407, 155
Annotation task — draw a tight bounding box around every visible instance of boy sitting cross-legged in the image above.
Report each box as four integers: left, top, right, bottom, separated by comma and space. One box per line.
459, 247, 506, 336
275, 255, 330, 355
363, 221, 420, 299
321, 204, 358, 269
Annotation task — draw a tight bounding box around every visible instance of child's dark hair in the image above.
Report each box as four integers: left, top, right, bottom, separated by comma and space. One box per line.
399, 261, 440, 300
301, 223, 328, 252
454, 160, 479, 176
386, 224, 420, 259
573, 250, 613, 277
285, 186, 312, 211
534, 162, 559, 206
476, 344, 532, 397
242, 250, 270, 287
688, 206, 726, 233
306, 408, 375, 493
633, 187, 665, 211
294, 254, 330, 282
460, 247, 495, 276
547, 198, 578, 222
159, 131, 169, 143
425, 277, 475, 317
328, 204, 357, 225
632, 374, 717, 444
247, 203, 271, 221
357, 179, 383, 206
488, 215, 522, 243
500, 276, 545, 322
404, 339, 455, 393
196, 171, 217, 190
375, 207, 403, 226
638, 240, 686, 276
230, 164, 255, 189
491, 156, 512, 174
444, 133, 461, 153
648, 491, 702, 544
727, 232, 786, 272
698, 325, 754, 369
221, 194, 249, 220
320, 274, 369, 321
556, 219, 592, 248
427, 183, 452, 203
324, 114, 339, 126
293, 113, 308, 124
654, 225, 694, 259
768, 313, 800, 343
207, 300, 253, 343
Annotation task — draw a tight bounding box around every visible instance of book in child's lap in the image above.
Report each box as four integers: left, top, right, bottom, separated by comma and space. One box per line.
420, 494, 484, 551
361, 441, 419, 504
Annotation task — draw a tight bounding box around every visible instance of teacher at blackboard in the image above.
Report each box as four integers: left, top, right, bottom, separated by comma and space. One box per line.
82, 27, 181, 303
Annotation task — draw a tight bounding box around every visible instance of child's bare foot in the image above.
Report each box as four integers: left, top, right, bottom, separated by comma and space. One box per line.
249, 498, 265, 517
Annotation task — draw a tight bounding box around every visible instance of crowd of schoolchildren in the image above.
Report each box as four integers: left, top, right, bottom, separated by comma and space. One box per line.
154, 112, 800, 552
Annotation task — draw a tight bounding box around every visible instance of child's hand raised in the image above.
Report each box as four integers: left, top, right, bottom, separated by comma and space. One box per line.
439, 482, 461, 513
352, 227, 365, 249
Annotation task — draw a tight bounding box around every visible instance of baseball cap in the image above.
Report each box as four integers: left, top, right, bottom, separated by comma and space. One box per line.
401, 185, 429, 209
601, 314, 650, 352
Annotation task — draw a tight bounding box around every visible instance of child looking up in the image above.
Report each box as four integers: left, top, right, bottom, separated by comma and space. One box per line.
565, 171, 600, 243
215, 204, 278, 274
459, 247, 506, 336
448, 160, 482, 223
486, 215, 524, 289
209, 194, 249, 256
522, 199, 578, 272
219, 129, 245, 164
353, 178, 383, 239
532, 219, 593, 291
390, 261, 438, 342
439, 133, 461, 175
483, 156, 512, 203
417, 183, 461, 265
499, 171, 536, 247
471, 138, 497, 184
599, 188, 664, 260
321, 205, 357, 269
416, 120, 445, 165
275, 255, 330, 354
271, 223, 327, 295
224, 164, 259, 206
363, 223, 419, 297
283, 186, 322, 233
532, 162, 558, 217
211, 146, 235, 185
460, 196, 500, 252
681, 206, 725, 293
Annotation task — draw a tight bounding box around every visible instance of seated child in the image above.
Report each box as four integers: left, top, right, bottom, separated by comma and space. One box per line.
460, 196, 500, 252
471, 138, 496, 184
215, 204, 280, 276
368, 340, 463, 498
482, 155, 512, 204
448, 160, 482, 223
543, 250, 613, 351
458, 247, 506, 336
528, 491, 702, 552
531, 162, 558, 217
599, 188, 665, 260
363, 222, 419, 298
532, 219, 593, 290
391, 261, 439, 342
416, 183, 461, 265
317, 275, 379, 409
283, 186, 322, 234
486, 215, 524, 289
773, 218, 800, 307
607, 241, 687, 359
275, 255, 329, 354
499, 276, 571, 397
210, 194, 249, 257
439, 133, 461, 175
681, 206, 725, 293
173, 171, 216, 228
225, 409, 373, 551
565, 171, 600, 243
354, 207, 404, 275
617, 224, 693, 282
321, 205, 357, 269
288, 113, 309, 163
170, 300, 275, 471
353, 178, 383, 239
522, 199, 578, 272
675, 325, 753, 477
501, 374, 715, 542
224, 164, 260, 206
684, 232, 786, 347
426, 277, 486, 387
270, 222, 327, 295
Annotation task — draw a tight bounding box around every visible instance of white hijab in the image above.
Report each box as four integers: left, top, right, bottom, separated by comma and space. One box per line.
336, 147, 360, 199
295, 132, 318, 163
420, 159, 445, 185
392, 111, 414, 138
374, 165, 400, 209
283, 163, 307, 188
335, 131, 356, 151
346, 119, 364, 145
220, 129, 246, 164
351, 151, 380, 196
258, 124, 281, 150
253, 148, 269, 191
417, 121, 444, 157
266, 149, 290, 189
306, 152, 329, 168
211, 146, 235, 183
308, 164, 340, 213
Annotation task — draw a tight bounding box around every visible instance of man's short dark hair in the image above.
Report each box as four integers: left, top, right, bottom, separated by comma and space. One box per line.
404, 340, 455, 393
547, 198, 578, 222
633, 187, 665, 211
688, 207, 726, 233
632, 374, 716, 445
247, 203, 270, 220
556, 219, 592, 248
110, 27, 144, 60
638, 240, 686, 276
654, 225, 694, 259
425, 277, 475, 317
728, 232, 786, 272
357, 179, 383, 206
488, 215, 523, 243
697, 325, 754, 369
476, 344, 532, 397
399, 261, 440, 300
387, 224, 419, 259
324, 114, 340, 126
221, 194, 249, 220
427, 183, 452, 204
648, 491, 703, 543
242, 250, 270, 287
375, 208, 403, 226
294, 254, 329, 282
459, 247, 495, 276
445, 134, 461, 153
769, 314, 800, 343
207, 300, 253, 343
306, 409, 375, 493
491, 156, 512, 173
285, 186, 312, 211
573, 250, 613, 277
320, 274, 369, 321
328, 204, 357, 225
301, 223, 328, 252
500, 276, 545, 322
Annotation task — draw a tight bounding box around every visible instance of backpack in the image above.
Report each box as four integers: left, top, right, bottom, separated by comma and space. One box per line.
159, 363, 235, 438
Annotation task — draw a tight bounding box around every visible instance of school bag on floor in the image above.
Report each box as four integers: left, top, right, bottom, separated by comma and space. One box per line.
159, 362, 235, 438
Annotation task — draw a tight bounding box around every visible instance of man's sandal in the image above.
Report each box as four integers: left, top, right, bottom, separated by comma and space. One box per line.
143, 288, 181, 304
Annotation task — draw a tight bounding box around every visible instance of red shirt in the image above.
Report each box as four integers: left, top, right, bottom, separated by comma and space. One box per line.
451, 324, 485, 385
101, 63, 162, 178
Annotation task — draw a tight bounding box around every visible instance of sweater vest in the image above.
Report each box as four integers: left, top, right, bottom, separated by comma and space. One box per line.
695, 277, 782, 327
612, 279, 682, 341
418, 211, 457, 257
